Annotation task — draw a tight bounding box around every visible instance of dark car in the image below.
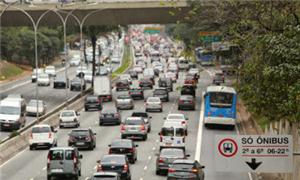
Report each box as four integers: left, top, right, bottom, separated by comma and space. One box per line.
68, 128, 96, 150
90, 172, 120, 180
213, 71, 225, 85
128, 70, 138, 79
70, 77, 86, 91
153, 88, 169, 102
108, 139, 138, 164
178, 95, 195, 110
84, 95, 102, 111
129, 87, 144, 100
139, 78, 153, 89
156, 148, 190, 175
96, 155, 131, 180
53, 77, 69, 89
181, 85, 196, 97
99, 107, 121, 126
116, 80, 130, 91
167, 159, 205, 180
158, 77, 173, 92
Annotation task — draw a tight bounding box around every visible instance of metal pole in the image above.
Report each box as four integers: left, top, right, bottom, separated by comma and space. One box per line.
34, 25, 39, 121
63, 21, 69, 108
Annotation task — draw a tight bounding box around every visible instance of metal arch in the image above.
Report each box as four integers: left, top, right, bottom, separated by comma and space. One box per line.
36, 8, 64, 29
81, 8, 107, 27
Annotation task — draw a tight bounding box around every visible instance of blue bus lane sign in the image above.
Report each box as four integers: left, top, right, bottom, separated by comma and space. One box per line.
214, 135, 293, 172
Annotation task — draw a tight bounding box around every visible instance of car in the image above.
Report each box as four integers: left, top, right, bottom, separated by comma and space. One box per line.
181, 84, 196, 97
137, 61, 146, 69
133, 65, 143, 73
116, 80, 130, 91
99, 107, 121, 126
178, 95, 196, 110
90, 172, 120, 180
131, 112, 152, 133
129, 87, 144, 100
115, 95, 134, 110
188, 68, 200, 79
53, 77, 69, 89
167, 160, 205, 180
139, 78, 153, 89
47, 147, 82, 180
165, 113, 188, 135
145, 97, 163, 112
153, 88, 169, 102
121, 117, 148, 140
108, 139, 138, 164
69, 56, 81, 66
84, 95, 102, 111
165, 71, 177, 83
96, 155, 131, 180
45, 65, 56, 77
29, 124, 57, 150
156, 148, 189, 175
159, 122, 186, 151
111, 56, 121, 64
37, 73, 50, 86
83, 70, 93, 83
143, 68, 155, 80
158, 77, 173, 91
120, 74, 132, 84
26, 99, 47, 116
184, 74, 197, 87
213, 71, 225, 85
31, 68, 44, 83
68, 128, 96, 150
128, 70, 138, 79
96, 67, 109, 76
70, 77, 86, 91
59, 110, 80, 128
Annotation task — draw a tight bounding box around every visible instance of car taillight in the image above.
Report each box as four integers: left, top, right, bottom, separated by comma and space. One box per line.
168, 168, 176, 173
129, 92, 131, 95
96, 164, 102, 172
107, 95, 111, 99
85, 136, 91, 141
121, 125, 125, 132
123, 164, 129, 171
158, 158, 164, 163
30, 133, 33, 139
47, 154, 50, 169
128, 148, 134, 153
73, 156, 77, 167
159, 135, 162, 142
108, 148, 112, 154
179, 100, 184, 104
115, 113, 120, 118
191, 168, 198, 173
181, 121, 186, 125
69, 136, 76, 142
140, 125, 146, 131
48, 133, 52, 139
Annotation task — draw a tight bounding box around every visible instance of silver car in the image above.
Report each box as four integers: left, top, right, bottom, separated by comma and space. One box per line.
26, 99, 46, 116
47, 147, 82, 180
121, 117, 148, 141
115, 95, 134, 110
145, 97, 163, 112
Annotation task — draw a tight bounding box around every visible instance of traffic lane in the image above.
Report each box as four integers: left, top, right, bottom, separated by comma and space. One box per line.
139, 70, 207, 180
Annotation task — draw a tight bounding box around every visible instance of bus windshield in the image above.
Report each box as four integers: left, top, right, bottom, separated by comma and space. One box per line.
209, 92, 233, 108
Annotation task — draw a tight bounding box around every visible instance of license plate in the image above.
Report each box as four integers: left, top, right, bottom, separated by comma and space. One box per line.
76, 142, 85, 145
51, 169, 63, 173
3, 124, 10, 127
130, 128, 137, 131
106, 115, 113, 118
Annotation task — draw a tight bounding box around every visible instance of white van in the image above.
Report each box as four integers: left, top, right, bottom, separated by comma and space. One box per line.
158, 121, 186, 151
0, 99, 26, 130
93, 76, 112, 102
143, 68, 155, 79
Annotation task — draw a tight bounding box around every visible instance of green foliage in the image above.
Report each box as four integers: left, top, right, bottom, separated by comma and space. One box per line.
112, 44, 132, 79
0, 62, 23, 80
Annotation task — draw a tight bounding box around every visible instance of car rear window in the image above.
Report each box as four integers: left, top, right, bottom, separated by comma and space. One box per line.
168, 115, 184, 120
49, 150, 64, 160
32, 126, 50, 133
65, 150, 75, 160
111, 141, 132, 148
86, 96, 98, 102
117, 95, 131, 99
172, 163, 194, 170
125, 119, 143, 125
101, 156, 125, 164
70, 130, 89, 136
161, 127, 174, 136
161, 149, 184, 157
176, 128, 185, 136
131, 112, 148, 118
61, 111, 75, 117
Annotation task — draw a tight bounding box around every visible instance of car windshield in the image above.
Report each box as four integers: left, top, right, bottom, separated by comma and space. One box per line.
32, 126, 50, 133
111, 141, 132, 148
132, 112, 148, 118
61, 111, 75, 117
0, 106, 20, 115
118, 95, 131, 99
172, 163, 194, 170
125, 119, 143, 125
70, 130, 89, 136
28, 100, 43, 107
86, 96, 98, 102
161, 149, 184, 157
209, 92, 233, 107
101, 156, 125, 164
154, 89, 166, 95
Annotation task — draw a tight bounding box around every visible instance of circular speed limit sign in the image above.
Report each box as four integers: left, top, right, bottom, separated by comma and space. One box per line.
218, 138, 238, 158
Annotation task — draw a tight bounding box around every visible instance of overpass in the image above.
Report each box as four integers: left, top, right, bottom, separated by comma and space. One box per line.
0, 0, 192, 27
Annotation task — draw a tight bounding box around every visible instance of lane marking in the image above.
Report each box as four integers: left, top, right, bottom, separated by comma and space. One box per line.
42, 166, 46, 170
85, 177, 89, 180
148, 156, 152, 160
94, 165, 97, 169
144, 166, 147, 170
0, 148, 27, 168
194, 92, 205, 161
152, 147, 156, 151
29, 178, 34, 180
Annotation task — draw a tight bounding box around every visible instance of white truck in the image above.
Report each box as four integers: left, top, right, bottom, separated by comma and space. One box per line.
93, 76, 112, 102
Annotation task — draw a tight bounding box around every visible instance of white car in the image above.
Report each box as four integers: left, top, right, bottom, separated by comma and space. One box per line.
37, 73, 50, 86
120, 74, 132, 84
26, 99, 46, 116
84, 70, 93, 83
29, 124, 57, 150
69, 57, 81, 66
165, 113, 188, 135
45, 66, 56, 77
59, 110, 80, 128
145, 97, 163, 112
133, 65, 143, 73
159, 122, 186, 151
165, 71, 177, 82
76, 66, 88, 77
31, 68, 44, 82
111, 56, 120, 64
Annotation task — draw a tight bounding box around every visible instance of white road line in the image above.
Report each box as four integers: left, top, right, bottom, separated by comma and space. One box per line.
152, 147, 156, 151
155, 139, 159, 143
144, 166, 147, 170
194, 93, 205, 161
0, 148, 27, 168
29, 178, 34, 180
148, 156, 152, 160
139, 178, 143, 180
85, 177, 90, 180
42, 166, 47, 170
94, 165, 97, 169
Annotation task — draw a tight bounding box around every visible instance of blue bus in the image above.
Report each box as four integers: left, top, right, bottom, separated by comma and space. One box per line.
195, 47, 215, 65
204, 86, 237, 129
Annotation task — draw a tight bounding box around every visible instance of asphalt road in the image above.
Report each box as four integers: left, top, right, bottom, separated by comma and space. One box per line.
0, 63, 250, 180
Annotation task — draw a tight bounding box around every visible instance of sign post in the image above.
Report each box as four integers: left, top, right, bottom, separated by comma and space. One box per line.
215, 135, 293, 173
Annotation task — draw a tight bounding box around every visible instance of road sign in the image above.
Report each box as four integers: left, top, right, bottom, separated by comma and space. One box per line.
144, 27, 161, 34
215, 135, 293, 173
199, 31, 221, 43
211, 42, 230, 51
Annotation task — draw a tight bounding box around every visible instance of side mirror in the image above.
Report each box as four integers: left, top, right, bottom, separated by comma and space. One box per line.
79, 154, 83, 159
158, 132, 161, 135
149, 116, 152, 119
54, 129, 58, 133
186, 117, 189, 120
94, 133, 97, 135
108, 144, 111, 147
186, 154, 190, 157
135, 144, 138, 147
201, 166, 205, 169
96, 160, 100, 163
163, 117, 166, 120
